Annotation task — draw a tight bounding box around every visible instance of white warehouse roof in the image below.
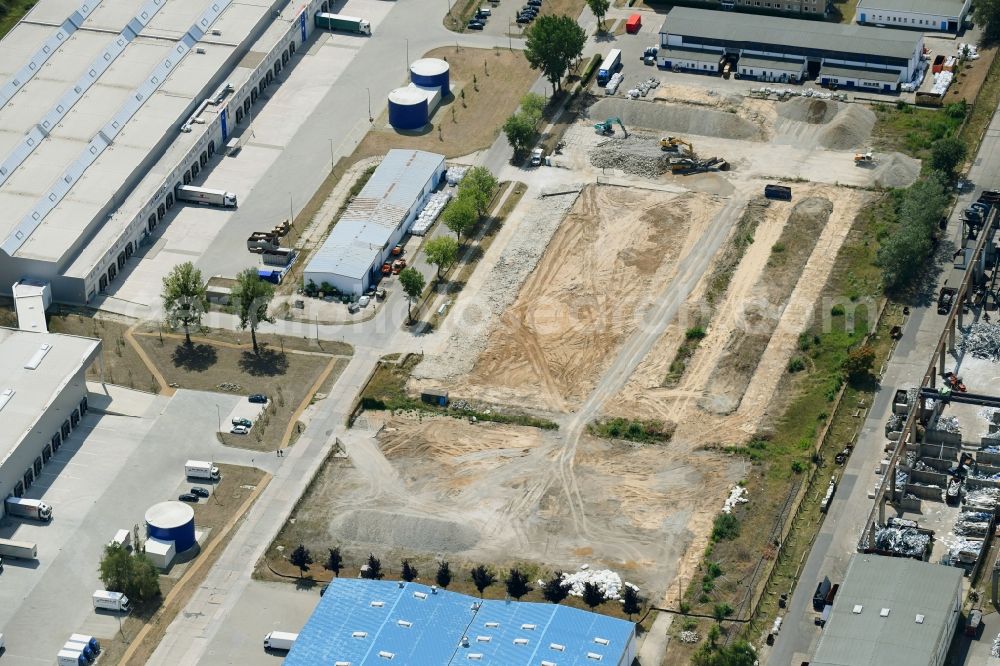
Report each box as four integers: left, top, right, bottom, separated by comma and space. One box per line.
306, 150, 445, 281
0, 327, 100, 468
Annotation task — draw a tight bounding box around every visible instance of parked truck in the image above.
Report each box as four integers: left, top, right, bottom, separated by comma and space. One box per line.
185, 460, 220, 481
597, 48, 622, 86
0, 538, 37, 559
175, 185, 237, 208
64, 641, 94, 662
93, 590, 131, 612
314, 12, 371, 35
5, 497, 52, 521
57, 649, 86, 666
263, 631, 299, 652
68, 635, 100, 655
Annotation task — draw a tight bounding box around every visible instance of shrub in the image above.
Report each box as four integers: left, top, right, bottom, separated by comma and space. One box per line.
685, 326, 707, 340
787, 356, 806, 373
791, 460, 806, 474
711, 513, 740, 541
830, 304, 845, 316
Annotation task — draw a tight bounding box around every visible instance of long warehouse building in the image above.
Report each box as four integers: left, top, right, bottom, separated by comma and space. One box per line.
659, 7, 924, 91
304, 149, 446, 297
0, 0, 337, 303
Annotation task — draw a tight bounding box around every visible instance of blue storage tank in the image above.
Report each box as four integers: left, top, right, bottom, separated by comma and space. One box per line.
409, 58, 450, 95
388, 87, 428, 130
145, 501, 196, 553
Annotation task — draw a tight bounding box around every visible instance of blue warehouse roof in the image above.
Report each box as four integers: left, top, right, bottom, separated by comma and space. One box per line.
285, 579, 637, 666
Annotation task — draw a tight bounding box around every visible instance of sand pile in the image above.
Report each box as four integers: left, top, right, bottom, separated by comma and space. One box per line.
330, 509, 480, 552
777, 98, 841, 124
590, 98, 762, 141
873, 153, 921, 188
817, 104, 876, 150
772, 100, 876, 150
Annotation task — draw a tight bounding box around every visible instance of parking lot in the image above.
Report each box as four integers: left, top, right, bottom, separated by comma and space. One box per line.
200, 580, 319, 665
0, 388, 278, 663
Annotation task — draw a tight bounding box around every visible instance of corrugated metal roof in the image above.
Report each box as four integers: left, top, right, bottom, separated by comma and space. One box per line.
811, 555, 962, 666
819, 65, 902, 83
738, 56, 806, 71
285, 579, 636, 666
305, 150, 444, 280
659, 47, 721, 64
661, 7, 921, 60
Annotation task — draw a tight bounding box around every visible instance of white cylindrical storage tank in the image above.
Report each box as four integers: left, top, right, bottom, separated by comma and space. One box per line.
388, 87, 428, 130
410, 58, 450, 93
145, 501, 196, 552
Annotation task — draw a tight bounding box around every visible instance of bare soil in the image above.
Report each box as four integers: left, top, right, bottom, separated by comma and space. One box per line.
459, 184, 724, 411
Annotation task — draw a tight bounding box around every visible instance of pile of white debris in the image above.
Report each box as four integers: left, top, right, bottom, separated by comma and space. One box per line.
723, 485, 749, 514
558, 568, 633, 600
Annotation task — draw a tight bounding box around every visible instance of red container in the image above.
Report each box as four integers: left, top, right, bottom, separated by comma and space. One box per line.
626, 13, 641, 33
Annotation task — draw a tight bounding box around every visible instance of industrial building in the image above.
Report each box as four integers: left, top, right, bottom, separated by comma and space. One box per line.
303, 149, 446, 296
659, 7, 924, 90
285, 579, 638, 665
856, 0, 970, 32
811, 555, 963, 666
676, 0, 826, 17
0, 326, 101, 508
0, 0, 339, 303
388, 58, 452, 131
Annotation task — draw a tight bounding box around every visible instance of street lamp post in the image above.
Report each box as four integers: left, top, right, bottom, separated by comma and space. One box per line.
405, 38, 409, 71
367, 87, 372, 123
329, 138, 335, 168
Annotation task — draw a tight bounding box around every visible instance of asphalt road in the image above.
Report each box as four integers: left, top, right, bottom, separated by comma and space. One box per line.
766, 102, 1000, 666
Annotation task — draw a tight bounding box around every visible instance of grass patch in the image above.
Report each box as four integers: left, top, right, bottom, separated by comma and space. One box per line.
0, 0, 36, 38
959, 48, 1000, 155
872, 101, 966, 160
588, 418, 676, 443
359, 354, 558, 430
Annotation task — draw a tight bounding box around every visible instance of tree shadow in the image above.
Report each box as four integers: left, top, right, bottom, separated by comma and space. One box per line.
171, 343, 218, 372
238, 348, 289, 376
594, 29, 618, 44
460, 245, 485, 265
294, 576, 317, 591
893, 237, 956, 308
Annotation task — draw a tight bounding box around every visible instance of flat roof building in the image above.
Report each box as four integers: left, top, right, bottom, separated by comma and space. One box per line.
811, 554, 963, 666
0, 0, 333, 303
0, 327, 101, 505
304, 150, 445, 297
659, 7, 924, 89
857, 0, 970, 32
285, 579, 638, 665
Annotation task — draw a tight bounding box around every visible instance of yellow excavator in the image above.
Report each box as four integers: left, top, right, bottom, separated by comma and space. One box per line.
660, 136, 694, 155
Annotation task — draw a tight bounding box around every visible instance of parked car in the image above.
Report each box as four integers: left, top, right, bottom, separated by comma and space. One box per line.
178, 493, 199, 503
190, 487, 210, 498
475, 8, 490, 19
530, 147, 544, 166
516, 13, 532, 22
231, 417, 252, 427
478, 6, 492, 15
358, 295, 371, 307
231, 424, 250, 435
527, 0, 542, 7
248, 394, 268, 404
348, 302, 361, 314
375, 288, 387, 300
467, 19, 485, 29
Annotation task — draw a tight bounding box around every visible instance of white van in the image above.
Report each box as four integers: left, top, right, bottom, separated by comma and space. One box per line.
530, 148, 544, 166
93, 590, 130, 612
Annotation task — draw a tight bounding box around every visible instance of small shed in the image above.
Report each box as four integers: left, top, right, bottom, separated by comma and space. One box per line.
420, 389, 449, 407
144, 537, 176, 569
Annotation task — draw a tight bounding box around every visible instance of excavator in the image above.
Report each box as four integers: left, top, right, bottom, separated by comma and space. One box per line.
594, 117, 627, 137
660, 136, 693, 155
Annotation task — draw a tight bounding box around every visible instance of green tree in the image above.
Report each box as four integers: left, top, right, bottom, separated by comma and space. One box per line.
99, 544, 132, 595
130, 554, 161, 601
161, 262, 207, 344
930, 136, 967, 178
707, 623, 721, 647
362, 553, 384, 580
503, 112, 538, 156
401, 559, 418, 582
712, 602, 733, 623
100, 544, 161, 603
443, 195, 478, 242
543, 572, 568, 603
980, 0, 1000, 43
290, 544, 313, 577
877, 225, 932, 292
582, 581, 604, 608
436, 561, 452, 588
504, 568, 530, 599
231, 267, 276, 355
470, 564, 496, 597
425, 236, 459, 279
520, 92, 546, 123
525, 15, 586, 92
325, 547, 343, 577
398, 267, 425, 324
587, 0, 611, 29
843, 344, 876, 381
621, 584, 641, 619
691, 640, 758, 666
460, 166, 498, 217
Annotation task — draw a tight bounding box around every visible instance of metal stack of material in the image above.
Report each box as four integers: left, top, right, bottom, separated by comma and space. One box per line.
962, 321, 1000, 361
873, 525, 930, 558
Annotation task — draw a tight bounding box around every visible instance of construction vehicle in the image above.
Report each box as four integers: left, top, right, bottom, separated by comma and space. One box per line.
937, 286, 957, 314
391, 258, 407, 274
594, 117, 627, 137
854, 151, 874, 166
670, 156, 729, 175
660, 136, 693, 154
944, 371, 967, 392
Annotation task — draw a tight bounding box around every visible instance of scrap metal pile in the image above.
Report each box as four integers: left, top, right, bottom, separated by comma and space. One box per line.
954, 512, 992, 536
961, 320, 1000, 361
873, 525, 929, 558
965, 487, 1000, 509
946, 538, 983, 564
993, 632, 1000, 658
936, 415, 961, 434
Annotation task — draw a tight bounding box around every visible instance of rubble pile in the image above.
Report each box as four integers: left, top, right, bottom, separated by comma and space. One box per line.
936, 415, 961, 434
589, 133, 670, 178
560, 569, 624, 600
873, 525, 929, 557
961, 320, 1000, 361
722, 485, 749, 514
965, 487, 1000, 508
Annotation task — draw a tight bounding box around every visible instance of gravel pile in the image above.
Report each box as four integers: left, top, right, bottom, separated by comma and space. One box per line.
329, 509, 479, 552
588, 132, 670, 178
816, 105, 876, 150
777, 98, 841, 124
873, 153, 921, 189
962, 320, 1000, 361
588, 98, 762, 140
415, 191, 580, 381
